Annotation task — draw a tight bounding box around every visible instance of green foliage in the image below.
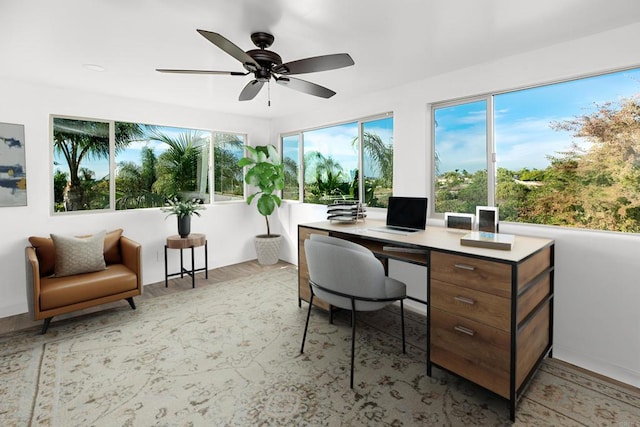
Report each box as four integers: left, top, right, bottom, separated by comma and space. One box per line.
161, 198, 205, 218
238, 144, 285, 236
213, 133, 244, 198
282, 157, 299, 200
149, 129, 206, 196
53, 169, 68, 206
437, 95, 640, 232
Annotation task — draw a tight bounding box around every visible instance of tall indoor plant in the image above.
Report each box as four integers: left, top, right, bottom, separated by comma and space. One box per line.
238, 144, 285, 265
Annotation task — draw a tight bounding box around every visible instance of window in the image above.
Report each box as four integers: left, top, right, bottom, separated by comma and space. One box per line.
53, 117, 111, 211
52, 116, 245, 213
303, 122, 358, 204
432, 66, 640, 232
115, 123, 211, 209
433, 100, 488, 214
282, 113, 394, 207
362, 116, 394, 207
212, 132, 245, 201
282, 134, 300, 200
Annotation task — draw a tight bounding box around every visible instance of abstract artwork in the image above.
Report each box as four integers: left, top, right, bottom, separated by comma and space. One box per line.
0, 122, 27, 207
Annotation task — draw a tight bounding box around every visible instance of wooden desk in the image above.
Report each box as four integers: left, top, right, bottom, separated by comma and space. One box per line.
298, 220, 554, 421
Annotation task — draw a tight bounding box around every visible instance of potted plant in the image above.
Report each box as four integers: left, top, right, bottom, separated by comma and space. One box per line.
238, 144, 285, 265
162, 198, 205, 238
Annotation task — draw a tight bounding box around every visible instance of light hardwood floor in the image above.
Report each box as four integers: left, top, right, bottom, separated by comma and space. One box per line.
0, 260, 295, 336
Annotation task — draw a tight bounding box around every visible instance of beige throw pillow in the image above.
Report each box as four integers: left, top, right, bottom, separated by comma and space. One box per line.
51, 230, 107, 277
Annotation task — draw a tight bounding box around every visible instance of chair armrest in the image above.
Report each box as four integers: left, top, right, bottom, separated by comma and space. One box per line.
25, 247, 41, 318
120, 236, 142, 290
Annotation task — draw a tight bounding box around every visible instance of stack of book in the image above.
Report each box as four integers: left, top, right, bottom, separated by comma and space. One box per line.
460, 231, 515, 250
327, 201, 366, 223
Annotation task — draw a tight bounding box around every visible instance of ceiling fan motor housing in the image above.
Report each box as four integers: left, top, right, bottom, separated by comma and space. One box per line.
245, 48, 282, 81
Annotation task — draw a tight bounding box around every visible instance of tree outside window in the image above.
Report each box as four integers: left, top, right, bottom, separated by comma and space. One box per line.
433, 67, 640, 233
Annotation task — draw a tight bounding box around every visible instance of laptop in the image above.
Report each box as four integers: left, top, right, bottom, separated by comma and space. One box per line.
371, 196, 428, 234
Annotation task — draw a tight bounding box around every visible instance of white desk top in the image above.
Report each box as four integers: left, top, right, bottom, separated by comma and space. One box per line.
301, 220, 554, 263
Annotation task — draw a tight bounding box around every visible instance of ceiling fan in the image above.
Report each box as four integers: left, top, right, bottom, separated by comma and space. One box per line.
157, 30, 355, 103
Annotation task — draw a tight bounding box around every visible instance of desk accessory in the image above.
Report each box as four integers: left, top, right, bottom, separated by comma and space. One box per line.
327, 201, 366, 223
460, 231, 514, 250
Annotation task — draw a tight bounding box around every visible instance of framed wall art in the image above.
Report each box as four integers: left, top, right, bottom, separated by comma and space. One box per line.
0, 122, 27, 207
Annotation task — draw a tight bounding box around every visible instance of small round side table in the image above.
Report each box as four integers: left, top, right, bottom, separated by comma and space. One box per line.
164, 233, 208, 288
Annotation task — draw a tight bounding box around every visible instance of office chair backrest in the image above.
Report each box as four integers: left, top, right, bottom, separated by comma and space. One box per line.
309, 233, 372, 254
304, 237, 387, 311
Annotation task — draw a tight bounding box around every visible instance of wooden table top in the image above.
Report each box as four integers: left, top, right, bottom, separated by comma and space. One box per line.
166, 233, 206, 249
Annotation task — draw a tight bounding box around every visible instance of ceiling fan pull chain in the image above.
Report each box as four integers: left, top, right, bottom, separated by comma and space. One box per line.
268, 80, 271, 107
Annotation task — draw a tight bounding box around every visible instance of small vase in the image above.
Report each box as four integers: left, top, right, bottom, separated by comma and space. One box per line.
177, 215, 191, 238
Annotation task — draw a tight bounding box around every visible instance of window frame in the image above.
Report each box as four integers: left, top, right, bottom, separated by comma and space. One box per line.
280, 111, 394, 206
50, 114, 247, 215
430, 64, 640, 231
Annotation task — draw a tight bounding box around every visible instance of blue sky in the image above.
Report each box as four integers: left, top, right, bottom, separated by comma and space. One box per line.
435, 67, 640, 174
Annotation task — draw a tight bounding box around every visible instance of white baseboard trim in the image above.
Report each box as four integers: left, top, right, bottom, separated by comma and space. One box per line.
0, 302, 28, 320
553, 345, 640, 389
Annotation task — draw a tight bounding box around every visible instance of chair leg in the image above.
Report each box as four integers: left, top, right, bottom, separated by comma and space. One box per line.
126, 297, 136, 310
350, 299, 356, 389
301, 294, 314, 354
41, 317, 52, 335
400, 299, 406, 354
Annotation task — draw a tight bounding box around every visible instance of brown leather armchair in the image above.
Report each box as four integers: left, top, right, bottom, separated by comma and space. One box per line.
25, 229, 142, 334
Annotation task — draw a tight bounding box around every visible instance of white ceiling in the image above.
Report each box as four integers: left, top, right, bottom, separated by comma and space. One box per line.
2, 0, 640, 119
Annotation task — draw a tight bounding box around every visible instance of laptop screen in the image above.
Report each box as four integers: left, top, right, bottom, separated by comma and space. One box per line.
386, 196, 428, 230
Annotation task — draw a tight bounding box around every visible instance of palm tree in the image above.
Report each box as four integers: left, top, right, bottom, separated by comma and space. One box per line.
53, 119, 146, 210
304, 151, 346, 202
148, 129, 208, 199
213, 132, 244, 199
115, 147, 165, 209
351, 131, 393, 186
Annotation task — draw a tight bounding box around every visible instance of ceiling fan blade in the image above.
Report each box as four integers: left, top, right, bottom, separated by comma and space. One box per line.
196, 30, 259, 70
239, 80, 265, 101
273, 53, 354, 75
156, 69, 248, 76
275, 76, 336, 99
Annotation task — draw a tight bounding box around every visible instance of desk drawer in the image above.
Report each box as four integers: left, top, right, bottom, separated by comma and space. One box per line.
430, 251, 511, 298
431, 279, 511, 331
430, 307, 510, 398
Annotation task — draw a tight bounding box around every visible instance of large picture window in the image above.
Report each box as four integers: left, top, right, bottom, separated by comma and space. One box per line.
282, 113, 393, 207
52, 116, 245, 213
432, 66, 640, 233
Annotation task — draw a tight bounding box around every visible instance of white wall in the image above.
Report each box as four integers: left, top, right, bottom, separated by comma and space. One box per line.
272, 23, 640, 388
0, 78, 273, 318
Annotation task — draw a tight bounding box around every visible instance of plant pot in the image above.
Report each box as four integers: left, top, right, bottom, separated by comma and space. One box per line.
177, 215, 191, 238
254, 234, 282, 265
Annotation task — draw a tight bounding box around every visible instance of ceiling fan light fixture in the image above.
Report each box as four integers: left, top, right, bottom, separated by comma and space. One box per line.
158, 30, 354, 102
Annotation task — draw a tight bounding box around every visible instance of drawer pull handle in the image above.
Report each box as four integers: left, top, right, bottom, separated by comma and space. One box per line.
454, 296, 475, 305
454, 325, 475, 336
454, 263, 476, 271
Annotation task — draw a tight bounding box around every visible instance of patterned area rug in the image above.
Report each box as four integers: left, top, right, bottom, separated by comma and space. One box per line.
1, 267, 638, 426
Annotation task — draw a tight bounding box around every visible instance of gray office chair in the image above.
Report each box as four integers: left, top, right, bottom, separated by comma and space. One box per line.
300, 234, 407, 388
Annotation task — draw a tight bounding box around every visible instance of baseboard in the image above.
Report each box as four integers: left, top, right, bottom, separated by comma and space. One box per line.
0, 302, 28, 320
553, 345, 640, 389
